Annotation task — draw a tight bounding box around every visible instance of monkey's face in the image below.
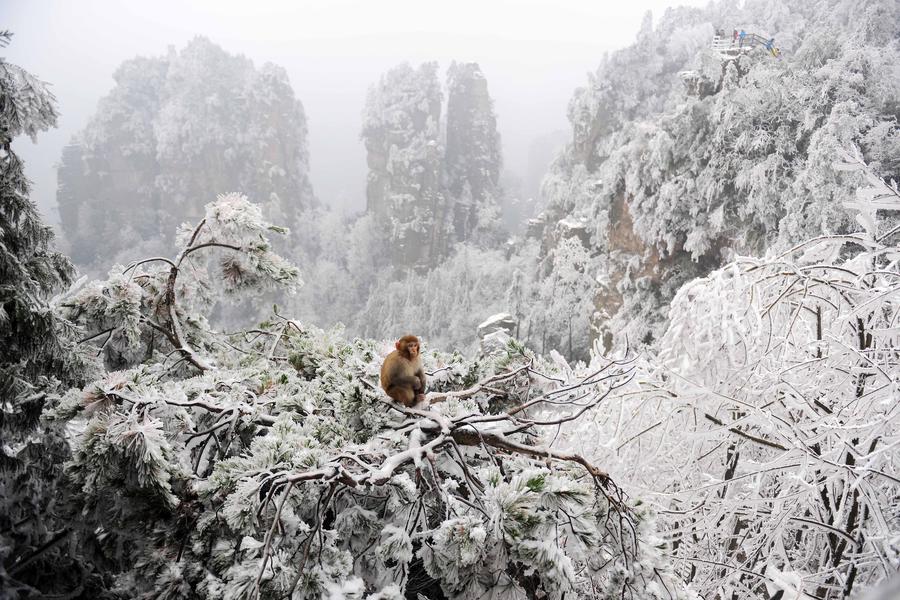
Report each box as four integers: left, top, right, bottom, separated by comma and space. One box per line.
396, 335, 421, 359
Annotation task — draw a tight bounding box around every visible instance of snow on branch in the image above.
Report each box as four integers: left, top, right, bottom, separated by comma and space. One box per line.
60, 192, 298, 373
834, 145, 900, 242
48, 313, 689, 599
568, 152, 900, 599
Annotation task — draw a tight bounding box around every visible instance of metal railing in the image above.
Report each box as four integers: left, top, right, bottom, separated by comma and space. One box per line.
710, 32, 775, 53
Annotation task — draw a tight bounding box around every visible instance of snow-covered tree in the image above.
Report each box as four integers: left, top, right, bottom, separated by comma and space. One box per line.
44, 190, 697, 598
534, 236, 596, 360
568, 152, 900, 598
0, 31, 99, 597
538, 0, 900, 349
60, 192, 299, 373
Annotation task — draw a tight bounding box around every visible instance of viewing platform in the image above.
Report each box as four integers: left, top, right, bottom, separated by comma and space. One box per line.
710, 30, 780, 57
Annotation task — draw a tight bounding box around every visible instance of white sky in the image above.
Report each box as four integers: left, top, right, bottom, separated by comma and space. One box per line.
5, 0, 711, 221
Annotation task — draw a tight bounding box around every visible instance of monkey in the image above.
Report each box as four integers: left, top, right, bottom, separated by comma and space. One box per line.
380, 335, 426, 407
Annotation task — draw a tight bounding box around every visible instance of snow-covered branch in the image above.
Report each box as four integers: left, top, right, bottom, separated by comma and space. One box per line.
50, 315, 689, 599
60, 193, 299, 372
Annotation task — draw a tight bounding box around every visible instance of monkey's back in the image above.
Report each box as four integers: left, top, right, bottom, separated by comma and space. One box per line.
380, 349, 399, 392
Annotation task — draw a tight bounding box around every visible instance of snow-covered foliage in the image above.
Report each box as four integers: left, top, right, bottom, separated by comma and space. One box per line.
540, 0, 900, 348
60, 192, 298, 372
49, 327, 695, 599
0, 31, 100, 597
567, 154, 900, 598
535, 236, 597, 358
43, 196, 697, 599
57, 37, 316, 274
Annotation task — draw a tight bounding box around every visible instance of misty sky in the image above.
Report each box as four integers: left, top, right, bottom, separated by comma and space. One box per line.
6, 0, 709, 223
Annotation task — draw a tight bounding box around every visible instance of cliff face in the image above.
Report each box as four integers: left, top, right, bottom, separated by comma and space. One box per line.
362, 62, 447, 268
445, 62, 502, 243
361, 62, 503, 269
57, 38, 316, 272
538, 0, 900, 348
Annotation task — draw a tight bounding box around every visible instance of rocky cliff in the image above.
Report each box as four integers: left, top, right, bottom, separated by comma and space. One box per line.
57, 38, 316, 272
361, 61, 504, 269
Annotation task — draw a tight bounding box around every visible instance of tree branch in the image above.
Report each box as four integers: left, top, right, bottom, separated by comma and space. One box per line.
703, 413, 788, 452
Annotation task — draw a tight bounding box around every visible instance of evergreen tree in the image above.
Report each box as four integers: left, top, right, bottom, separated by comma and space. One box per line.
32, 184, 692, 599
0, 31, 98, 597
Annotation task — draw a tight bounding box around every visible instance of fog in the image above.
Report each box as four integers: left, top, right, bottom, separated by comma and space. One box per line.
6, 0, 708, 223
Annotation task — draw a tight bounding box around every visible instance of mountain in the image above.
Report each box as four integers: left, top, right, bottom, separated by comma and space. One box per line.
538, 0, 900, 347
57, 37, 316, 273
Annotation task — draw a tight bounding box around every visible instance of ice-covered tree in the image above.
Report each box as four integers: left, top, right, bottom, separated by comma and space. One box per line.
45, 190, 697, 598
0, 31, 99, 597
60, 192, 299, 373
534, 236, 596, 360
568, 152, 900, 598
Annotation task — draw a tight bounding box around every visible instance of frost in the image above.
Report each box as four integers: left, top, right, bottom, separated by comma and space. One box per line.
565, 161, 900, 597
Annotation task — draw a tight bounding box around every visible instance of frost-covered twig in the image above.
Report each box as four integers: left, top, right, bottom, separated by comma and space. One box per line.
64, 194, 299, 373
253, 481, 294, 599
425, 363, 532, 404
577, 161, 900, 597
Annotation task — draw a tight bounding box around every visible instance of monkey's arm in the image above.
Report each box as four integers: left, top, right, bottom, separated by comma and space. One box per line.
396, 375, 422, 389
416, 368, 426, 393
387, 368, 422, 391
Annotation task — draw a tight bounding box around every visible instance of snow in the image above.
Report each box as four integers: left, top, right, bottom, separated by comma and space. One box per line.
476, 312, 515, 334
8, 2, 900, 598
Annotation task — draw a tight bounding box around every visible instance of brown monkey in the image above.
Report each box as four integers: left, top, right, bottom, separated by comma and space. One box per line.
380, 335, 426, 407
